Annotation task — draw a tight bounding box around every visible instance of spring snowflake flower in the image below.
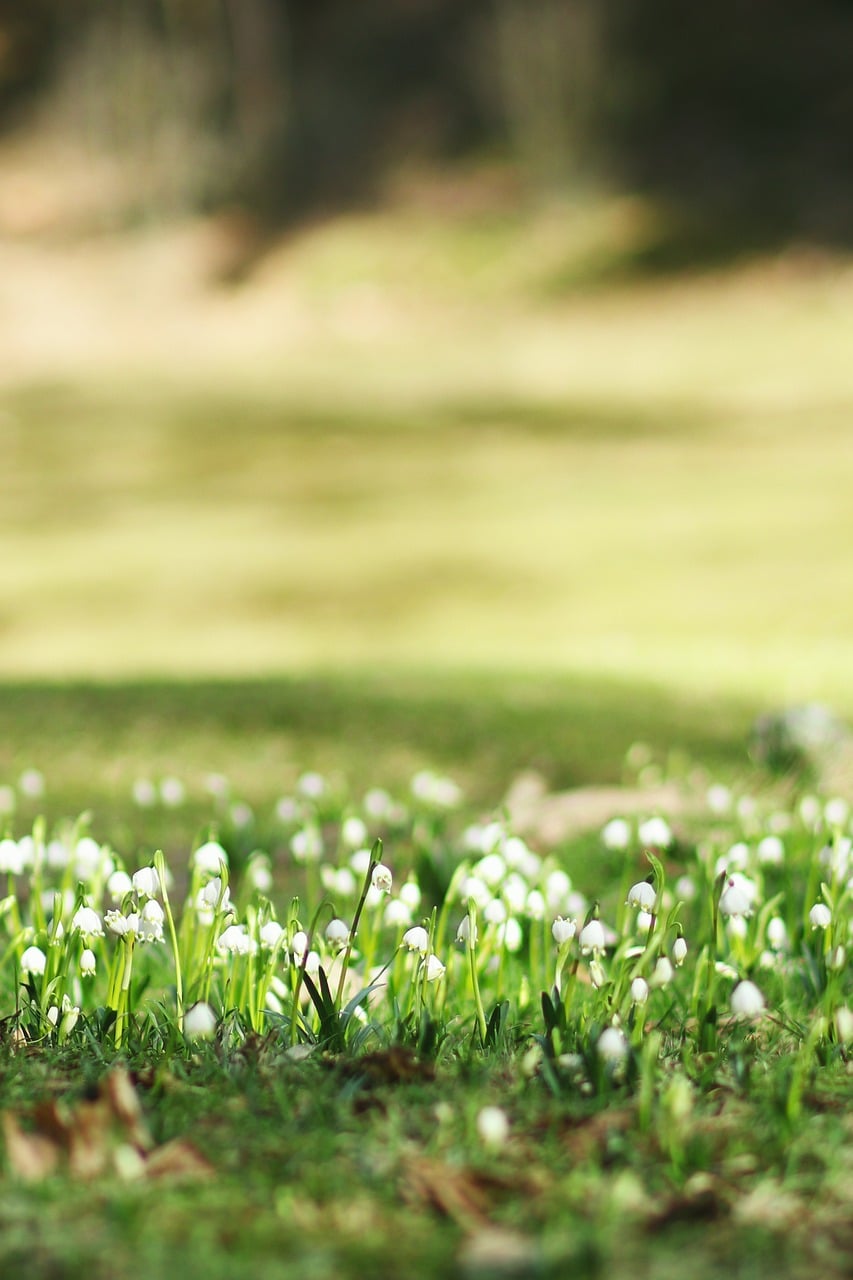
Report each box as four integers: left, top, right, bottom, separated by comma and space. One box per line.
399, 879, 422, 911
589, 958, 607, 989
719, 878, 754, 918
650, 956, 674, 988
383, 899, 412, 929
184, 1001, 217, 1040
290, 827, 324, 863
132, 866, 160, 899
503, 874, 528, 916
809, 903, 832, 930
545, 869, 572, 912
193, 841, 229, 875
363, 787, 393, 820
71, 906, 104, 937
476, 1106, 509, 1149
424, 954, 446, 982
819, 838, 851, 879
638, 816, 672, 849
260, 921, 285, 949
160, 777, 186, 808
290, 931, 309, 963
275, 796, 299, 823
627, 881, 657, 912
484, 898, 507, 925
497, 918, 523, 953
217, 924, 254, 956
371, 863, 393, 894
132, 778, 157, 808
631, 976, 650, 1005
341, 816, 368, 848
246, 854, 273, 893
105, 910, 140, 939
601, 818, 631, 851
107, 870, 133, 903
297, 771, 327, 800
672, 936, 688, 966
20, 945, 47, 976
730, 980, 766, 1018
460, 875, 491, 909
456, 915, 478, 945
552, 917, 577, 946
80, 948, 97, 977
824, 797, 850, 829
597, 1026, 629, 1063
757, 836, 785, 866
579, 920, 606, 955
474, 852, 507, 888
402, 925, 430, 954
199, 877, 231, 912
706, 784, 732, 815
835, 1007, 853, 1044
325, 918, 350, 950
525, 889, 546, 921
766, 917, 789, 951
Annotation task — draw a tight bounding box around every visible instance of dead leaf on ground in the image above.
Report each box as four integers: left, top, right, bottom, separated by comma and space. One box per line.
337, 1047, 435, 1087
403, 1158, 493, 1231
1, 1066, 212, 1184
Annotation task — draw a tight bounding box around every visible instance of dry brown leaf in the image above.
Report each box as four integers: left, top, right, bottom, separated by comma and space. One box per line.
143, 1138, 215, 1181
1, 1111, 61, 1182
404, 1158, 492, 1231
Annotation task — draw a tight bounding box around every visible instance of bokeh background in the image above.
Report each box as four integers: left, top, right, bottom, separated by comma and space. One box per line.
1, 0, 852, 713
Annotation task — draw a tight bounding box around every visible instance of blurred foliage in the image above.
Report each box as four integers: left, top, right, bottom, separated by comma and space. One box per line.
1, 1, 851, 242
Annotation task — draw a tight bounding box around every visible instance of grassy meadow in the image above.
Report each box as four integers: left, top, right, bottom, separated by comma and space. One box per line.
1, 183, 852, 1280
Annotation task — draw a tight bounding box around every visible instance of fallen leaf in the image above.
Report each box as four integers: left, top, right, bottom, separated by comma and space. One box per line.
1, 1111, 60, 1182
144, 1138, 215, 1181
403, 1158, 492, 1231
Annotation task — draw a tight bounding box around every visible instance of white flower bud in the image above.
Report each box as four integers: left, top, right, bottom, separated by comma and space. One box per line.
184, 1001, 217, 1040
809, 903, 832, 930
650, 956, 674, 988
597, 1026, 629, 1062
731, 980, 765, 1018
260, 921, 285, 949
672, 936, 687, 966
20, 945, 47, 976
601, 818, 631, 851
476, 1106, 509, 1148
325, 918, 350, 950
384, 899, 413, 929
424, 953, 446, 982
80, 948, 97, 977
766, 917, 788, 951
630, 976, 650, 1005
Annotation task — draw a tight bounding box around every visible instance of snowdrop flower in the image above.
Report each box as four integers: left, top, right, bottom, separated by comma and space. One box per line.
719, 879, 754, 918
193, 841, 228, 876
341, 816, 368, 848
246, 854, 273, 893
631, 976, 650, 1005
638, 816, 672, 849
0, 839, 24, 875
20, 945, 47, 976
834, 1006, 853, 1044
184, 1001, 217, 1040
672, 936, 688, 966
217, 924, 253, 956
399, 879, 422, 911
160, 777, 186, 808
544, 869, 572, 912
497, 918, 523, 953
132, 778, 157, 808
731, 980, 765, 1018
757, 836, 785, 866
325, 918, 350, 951
371, 863, 393, 894
402, 925, 430, 954
71, 906, 103, 937
105, 910, 140, 939
525, 889, 546, 921
334, 867, 358, 897
80, 948, 97, 977
824, 797, 850, 829
290, 827, 323, 863
706, 784, 732, 815
552, 917, 576, 946
349, 847, 372, 876
290, 931, 309, 963
456, 915, 478, 946
483, 898, 507, 925
363, 787, 393, 820
297, 771, 327, 800
597, 1026, 629, 1063
474, 852, 507, 888
384, 898, 413, 929
260, 921, 285, 950
627, 881, 656, 912
460, 875, 491, 909
766, 917, 789, 951
601, 818, 631, 851
809, 902, 832, 930
199, 877, 231, 912
675, 874, 696, 902
650, 956, 674, 988
636, 911, 653, 934
107, 870, 133, 903
424, 954, 446, 982
132, 866, 160, 899
476, 1106, 509, 1149
579, 920, 606, 955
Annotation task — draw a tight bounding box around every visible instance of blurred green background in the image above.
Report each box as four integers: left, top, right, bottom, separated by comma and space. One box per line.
1, 1, 852, 738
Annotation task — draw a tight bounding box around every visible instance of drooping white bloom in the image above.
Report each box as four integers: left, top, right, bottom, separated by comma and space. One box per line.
160, 777, 186, 808
399, 879, 422, 911
579, 920, 605, 955
341, 816, 369, 849
809, 902, 832, 930
726, 915, 748, 940
638, 816, 672, 849
672, 936, 688, 966
383, 898, 413, 929
497, 918, 523, 953
650, 956, 674, 988
474, 852, 507, 888
216, 924, 253, 955
544, 869, 572, 912
325, 918, 350, 950
460, 875, 491, 909
552, 917, 577, 947
363, 787, 393, 820
719, 879, 753, 918
371, 863, 393, 895
766, 916, 789, 951
297, 771, 327, 800
824, 797, 850, 829
71, 906, 104, 937
0, 838, 24, 875
260, 921, 285, 949
230, 803, 253, 830
424, 953, 446, 982
597, 1026, 629, 1062
246, 855, 273, 893
828, 944, 847, 971
456, 915, 478, 945
589, 958, 607, 989
139, 899, 165, 942
132, 778, 157, 808
757, 836, 785, 866
18, 768, 45, 799
275, 796, 299, 823
290, 931, 309, 963
79, 947, 97, 976
503, 874, 528, 916
706, 784, 732, 815
107, 870, 133, 903
402, 926, 431, 956
476, 1105, 510, 1148
290, 826, 323, 863
601, 818, 631, 851
730, 980, 766, 1018
627, 881, 657, 912
483, 898, 507, 925
834, 1006, 853, 1044
194, 841, 229, 876
105, 910, 139, 939
132, 866, 160, 899
636, 910, 653, 935
200, 877, 231, 912
184, 1001, 217, 1040
675, 874, 696, 901
630, 976, 650, 1005
525, 889, 546, 921
74, 838, 105, 881
349, 847, 372, 876
20, 945, 47, 976
819, 837, 851, 880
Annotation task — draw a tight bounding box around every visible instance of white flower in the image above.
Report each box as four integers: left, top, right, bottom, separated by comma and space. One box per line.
638, 817, 672, 849
275, 796, 299, 823
730, 980, 765, 1018
371, 863, 393, 895
325, 918, 350, 950
597, 1026, 629, 1062
672, 937, 688, 966
757, 836, 785, 866
230, 802, 253, 829
525, 889, 546, 921
363, 788, 393, 820
460, 875, 491, 909
246, 855, 273, 893
384, 899, 413, 929
200, 877, 231, 912
341, 816, 368, 848
601, 818, 631, 851
626, 881, 657, 912
552, 917, 577, 946
675, 874, 696, 901
107, 870, 133, 903
297, 771, 327, 799
349, 847, 372, 876
290, 827, 324, 863
399, 879, 422, 911
650, 956, 674, 988
589, 958, 607, 989
402, 925, 429, 954
132, 866, 160, 899
194, 841, 229, 875
503, 874, 528, 916
828, 944, 846, 971
424, 953, 446, 982
579, 920, 605, 955
80, 948, 97, 977
456, 915, 478, 945
706, 784, 732, 815
105, 910, 138, 939
260, 921, 285, 949
290, 930, 309, 961
719, 880, 753, 918
726, 916, 748, 940
132, 778, 157, 808
184, 1001, 217, 1039
834, 1006, 853, 1044
474, 852, 506, 887
0, 839, 24, 875
160, 777, 186, 808
483, 898, 507, 925
636, 910, 653, 935
476, 1106, 509, 1149
809, 902, 832, 930
217, 924, 253, 956
20, 945, 46, 976
497, 918, 523, 953
824, 797, 850, 829
544, 869, 572, 912
18, 768, 45, 799
71, 906, 104, 937
630, 976, 650, 1005
766, 917, 789, 951
819, 838, 851, 880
